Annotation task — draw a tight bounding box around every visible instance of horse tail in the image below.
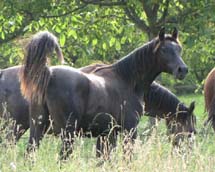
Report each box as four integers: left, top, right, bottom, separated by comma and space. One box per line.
20, 31, 64, 104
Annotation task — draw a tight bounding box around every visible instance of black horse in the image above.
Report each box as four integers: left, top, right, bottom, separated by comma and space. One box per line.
17, 28, 189, 159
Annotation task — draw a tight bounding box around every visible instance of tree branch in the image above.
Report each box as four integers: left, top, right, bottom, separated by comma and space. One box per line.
124, 6, 148, 32
158, 0, 170, 24
40, 4, 88, 18
0, 16, 33, 45
80, 0, 126, 6
0, 26, 28, 45
152, 4, 159, 16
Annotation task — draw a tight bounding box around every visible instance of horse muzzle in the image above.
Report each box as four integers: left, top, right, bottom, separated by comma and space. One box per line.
174, 66, 188, 80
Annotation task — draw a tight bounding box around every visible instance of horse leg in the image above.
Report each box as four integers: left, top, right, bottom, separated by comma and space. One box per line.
91, 113, 118, 160
122, 111, 139, 161
205, 97, 215, 133
14, 123, 29, 142
122, 128, 137, 161
96, 129, 117, 160
60, 113, 79, 160
5, 122, 27, 143
27, 103, 49, 153
209, 109, 215, 133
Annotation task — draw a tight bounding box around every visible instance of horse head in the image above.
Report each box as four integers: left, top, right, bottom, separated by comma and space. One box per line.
166, 101, 196, 146
154, 27, 188, 80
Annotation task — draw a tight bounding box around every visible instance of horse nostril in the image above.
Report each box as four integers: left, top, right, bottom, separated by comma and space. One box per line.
193, 129, 197, 135
178, 66, 188, 74
178, 67, 182, 73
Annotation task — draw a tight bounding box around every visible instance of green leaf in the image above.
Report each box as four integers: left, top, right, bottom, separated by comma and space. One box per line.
55, 26, 61, 33
121, 37, 127, 44
92, 39, 98, 46
60, 34, 66, 46
102, 42, 107, 50
115, 40, 121, 51
1, 32, 5, 40
68, 29, 77, 39
109, 37, 116, 47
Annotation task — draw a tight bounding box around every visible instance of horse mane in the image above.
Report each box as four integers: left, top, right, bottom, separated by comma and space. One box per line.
20, 31, 64, 103
145, 82, 188, 118
80, 63, 110, 73
145, 83, 179, 111
112, 39, 156, 84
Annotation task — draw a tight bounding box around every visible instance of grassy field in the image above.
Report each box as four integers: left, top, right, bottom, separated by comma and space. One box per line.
1, 93, 215, 172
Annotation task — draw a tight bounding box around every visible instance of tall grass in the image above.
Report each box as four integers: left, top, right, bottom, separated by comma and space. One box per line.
1, 93, 215, 172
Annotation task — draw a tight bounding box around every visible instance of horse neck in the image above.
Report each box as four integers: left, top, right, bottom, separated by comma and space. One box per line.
112, 41, 161, 90
146, 84, 182, 118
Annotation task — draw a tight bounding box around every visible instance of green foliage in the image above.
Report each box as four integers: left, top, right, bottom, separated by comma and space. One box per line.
0, 0, 215, 91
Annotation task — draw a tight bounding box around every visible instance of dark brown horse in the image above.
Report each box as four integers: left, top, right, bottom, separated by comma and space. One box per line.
0, 66, 196, 142
18, 28, 188, 159
204, 67, 215, 131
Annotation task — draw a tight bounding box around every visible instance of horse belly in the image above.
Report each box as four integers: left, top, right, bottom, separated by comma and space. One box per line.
84, 112, 121, 136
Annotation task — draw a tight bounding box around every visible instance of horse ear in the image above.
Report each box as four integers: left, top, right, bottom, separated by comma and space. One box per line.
189, 101, 195, 114
172, 27, 178, 39
159, 27, 165, 41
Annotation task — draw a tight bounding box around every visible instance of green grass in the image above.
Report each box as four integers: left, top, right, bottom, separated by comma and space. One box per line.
1, 93, 215, 172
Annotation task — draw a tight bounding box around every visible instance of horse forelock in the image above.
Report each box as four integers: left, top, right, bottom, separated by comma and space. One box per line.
153, 34, 181, 53
164, 34, 180, 44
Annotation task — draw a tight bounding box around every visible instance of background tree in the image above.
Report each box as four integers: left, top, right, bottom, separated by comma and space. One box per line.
0, 0, 215, 92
